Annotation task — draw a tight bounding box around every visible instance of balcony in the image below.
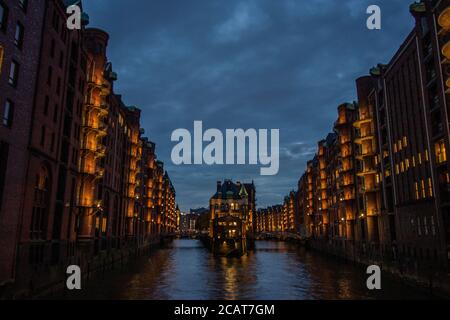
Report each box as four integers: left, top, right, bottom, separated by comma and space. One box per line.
100, 84, 111, 96
96, 145, 107, 158
355, 149, 376, 160
97, 122, 108, 136
339, 165, 353, 173
82, 121, 106, 137
366, 208, 380, 217
78, 198, 94, 208
81, 164, 95, 175
91, 103, 108, 116
82, 123, 97, 133
357, 168, 377, 177
81, 142, 96, 153
340, 193, 356, 201
438, 7, 450, 31
353, 116, 372, 129
95, 168, 105, 180
354, 132, 375, 144
359, 184, 380, 194
87, 80, 102, 89
443, 41, 450, 60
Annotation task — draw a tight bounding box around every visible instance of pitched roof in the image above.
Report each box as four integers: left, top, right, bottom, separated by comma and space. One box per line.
212, 180, 250, 200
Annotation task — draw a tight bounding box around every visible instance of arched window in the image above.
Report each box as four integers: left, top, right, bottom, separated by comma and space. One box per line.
30, 166, 50, 240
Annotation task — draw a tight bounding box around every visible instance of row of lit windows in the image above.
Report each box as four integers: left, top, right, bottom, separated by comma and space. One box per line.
217, 221, 238, 227
414, 178, 433, 200
393, 136, 408, 153
395, 151, 429, 175
393, 141, 447, 175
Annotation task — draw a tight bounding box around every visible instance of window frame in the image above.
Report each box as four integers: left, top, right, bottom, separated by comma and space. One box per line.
3, 99, 14, 128
8, 60, 19, 87
18, 0, 28, 13
14, 21, 24, 49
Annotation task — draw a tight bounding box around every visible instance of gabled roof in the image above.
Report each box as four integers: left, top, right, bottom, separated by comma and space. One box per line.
212, 180, 249, 200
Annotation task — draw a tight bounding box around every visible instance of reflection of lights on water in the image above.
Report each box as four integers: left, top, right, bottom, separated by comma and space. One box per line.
215, 243, 252, 300
79, 240, 424, 300
337, 279, 352, 299
222, 260, 239, 300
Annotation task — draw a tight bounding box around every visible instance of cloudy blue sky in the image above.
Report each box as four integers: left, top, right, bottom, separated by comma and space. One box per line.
83, 0, 414, 212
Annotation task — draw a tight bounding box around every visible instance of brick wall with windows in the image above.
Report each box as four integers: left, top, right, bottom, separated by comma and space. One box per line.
0, 0, 45, 286
15, 0, 88, 290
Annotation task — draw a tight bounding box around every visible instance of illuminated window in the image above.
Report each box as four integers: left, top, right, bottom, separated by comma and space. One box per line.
425, 150, 429, 162
400, 161, 404, 173
412, 156, 416, 167
434, 140, 447, 164
428, 178, 433, 197
398, 140, 402, 151
415, 182, 419, 200
394, 143, 397, 153
421, 180, 426, 199
102, 217, 107, 233
395, 164, 399, 175
418, 153, 422, 164
405, 158, 410, 170
403, 137, 408, 148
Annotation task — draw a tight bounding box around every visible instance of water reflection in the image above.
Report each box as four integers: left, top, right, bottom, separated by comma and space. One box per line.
72, 240, 431, 300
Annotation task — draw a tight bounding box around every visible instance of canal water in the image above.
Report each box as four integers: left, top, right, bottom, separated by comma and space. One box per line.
71, 239, 431, 300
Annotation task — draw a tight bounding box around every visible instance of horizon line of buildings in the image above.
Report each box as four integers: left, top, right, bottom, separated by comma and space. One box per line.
0, 0, 179, 297
257, 0, 450, 288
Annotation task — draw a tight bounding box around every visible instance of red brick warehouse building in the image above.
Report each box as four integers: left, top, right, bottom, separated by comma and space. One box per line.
0, 0, 179, 297
257, 0, 450, 292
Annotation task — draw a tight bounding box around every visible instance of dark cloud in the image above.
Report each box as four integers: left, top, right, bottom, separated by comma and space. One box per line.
83, 0, 414, 211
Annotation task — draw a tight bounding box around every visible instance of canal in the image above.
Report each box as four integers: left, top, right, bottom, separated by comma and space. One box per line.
71, 239, 431, 300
